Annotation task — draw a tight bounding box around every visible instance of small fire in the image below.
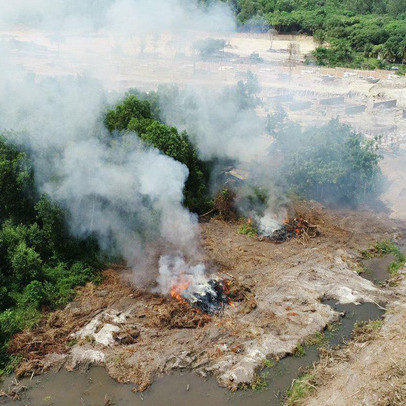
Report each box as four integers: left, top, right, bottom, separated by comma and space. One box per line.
158, 255, 231, 314
170, 276, 232, 313
170, 278, 190, 304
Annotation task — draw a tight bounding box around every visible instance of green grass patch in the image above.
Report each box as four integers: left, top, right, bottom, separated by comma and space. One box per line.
0, 354, 23, 376
262, 359, 275, 368
389, 260, 406, 275
293, 343, 306, 357
354, 319, 382, 331
251, 374, 268, 391
285, 372, 316, 405
355, 267, 366, 274
303, 331, 326, 347
238, 221, 258, 238
352, 319, 383, 342
360, 240, 405, 275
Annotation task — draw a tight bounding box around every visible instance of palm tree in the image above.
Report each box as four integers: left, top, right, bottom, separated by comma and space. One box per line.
382, 45, 396, 63
397, 42, 406, 63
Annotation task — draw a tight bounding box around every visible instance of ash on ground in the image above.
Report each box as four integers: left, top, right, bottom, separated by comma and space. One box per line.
186, 279, 230, 314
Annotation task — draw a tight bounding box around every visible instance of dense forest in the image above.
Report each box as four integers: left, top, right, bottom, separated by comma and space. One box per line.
203, 0, 406, 70
0, 136, 103, 372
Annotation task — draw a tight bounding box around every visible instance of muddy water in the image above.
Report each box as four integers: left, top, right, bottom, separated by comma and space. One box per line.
361, 255, 396, 283
0, 301, 383, 406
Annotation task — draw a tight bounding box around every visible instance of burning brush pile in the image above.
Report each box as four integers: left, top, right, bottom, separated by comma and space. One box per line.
158, 255, 231, 314
254, 211, 320, 244
263, 217, 320, 243
171, 277, 231, 314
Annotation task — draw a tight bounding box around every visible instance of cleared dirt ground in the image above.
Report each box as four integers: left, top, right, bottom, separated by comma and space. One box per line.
8, 202, 405, 394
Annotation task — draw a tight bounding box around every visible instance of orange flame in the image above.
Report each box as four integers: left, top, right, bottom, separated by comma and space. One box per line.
170, 278, 190, 304
170, 276, 233, 310
222, 279, 234, 307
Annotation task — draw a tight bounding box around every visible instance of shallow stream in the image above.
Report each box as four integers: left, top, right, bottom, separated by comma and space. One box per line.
0, 300, 383, 406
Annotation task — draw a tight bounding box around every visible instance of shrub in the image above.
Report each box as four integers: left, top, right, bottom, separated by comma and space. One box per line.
214, 188, 237, 220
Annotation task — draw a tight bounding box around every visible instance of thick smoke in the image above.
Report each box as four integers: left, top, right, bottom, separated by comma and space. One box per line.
0, 0, 236, 289
157, 82, 289, 234
0, 0, 234, 35
0, 0, 288, 294
0, 55, 200, 285
157, 84, 268, 162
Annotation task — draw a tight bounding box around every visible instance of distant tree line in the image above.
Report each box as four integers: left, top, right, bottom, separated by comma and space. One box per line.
201, 0, 406, 70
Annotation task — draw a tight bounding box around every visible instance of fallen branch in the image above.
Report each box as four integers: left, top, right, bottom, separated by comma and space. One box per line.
199, 208, 216, 218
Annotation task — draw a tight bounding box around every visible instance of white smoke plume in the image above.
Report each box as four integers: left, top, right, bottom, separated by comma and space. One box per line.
157, 82, 289, 234
157, 84, 269, 162
0, 0, 237, 290
0, 0, 235, 35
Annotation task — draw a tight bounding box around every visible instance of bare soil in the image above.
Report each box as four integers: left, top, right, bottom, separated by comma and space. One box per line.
8, 202, 405, 394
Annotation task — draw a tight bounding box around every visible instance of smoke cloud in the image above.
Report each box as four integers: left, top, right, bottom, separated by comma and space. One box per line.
0, 0, 287, 290
157, 82, 288, 234
0, 0, 238, 288
0, 0, 234, 35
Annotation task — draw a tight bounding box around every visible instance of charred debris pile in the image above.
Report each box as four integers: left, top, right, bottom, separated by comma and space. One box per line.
261, 217, 321, 243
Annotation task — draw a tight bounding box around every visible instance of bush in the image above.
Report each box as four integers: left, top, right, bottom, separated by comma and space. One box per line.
192, 38, 226, 59
214, 188, 237, 220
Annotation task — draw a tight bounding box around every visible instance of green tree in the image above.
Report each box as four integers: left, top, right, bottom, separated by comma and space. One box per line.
104, 96, 152, 132
106, 94, 211, 213
0, 136, 35, 223
275, 119, 382, 206
0, 137, 103, 373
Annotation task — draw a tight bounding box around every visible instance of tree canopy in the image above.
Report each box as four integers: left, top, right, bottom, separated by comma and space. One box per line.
270, 117, 383, 206
0, 137, 102, 373
105, 92, 210, 213
203, 0, 406, 70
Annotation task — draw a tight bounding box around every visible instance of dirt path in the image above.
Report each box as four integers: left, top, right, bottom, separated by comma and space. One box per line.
7, 203, 405, 394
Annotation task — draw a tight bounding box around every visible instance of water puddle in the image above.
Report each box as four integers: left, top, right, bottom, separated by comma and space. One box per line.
0, 301, 384, 406
361, 255, 396, 283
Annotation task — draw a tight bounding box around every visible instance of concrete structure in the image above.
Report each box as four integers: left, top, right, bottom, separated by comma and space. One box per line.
345, 105, 367, 115
373, 99, 397, 109
289, 101, 312, 111
320, 96, 345, 106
